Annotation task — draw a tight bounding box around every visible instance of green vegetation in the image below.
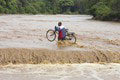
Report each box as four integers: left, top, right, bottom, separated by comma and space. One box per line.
88, 0, 120, 21
0, 0, 119, 21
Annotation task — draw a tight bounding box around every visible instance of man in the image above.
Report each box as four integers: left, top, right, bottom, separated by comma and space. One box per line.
55, 22, 66, 40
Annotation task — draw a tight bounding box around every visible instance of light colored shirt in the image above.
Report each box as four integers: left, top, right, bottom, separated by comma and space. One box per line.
58, 26, 64, 29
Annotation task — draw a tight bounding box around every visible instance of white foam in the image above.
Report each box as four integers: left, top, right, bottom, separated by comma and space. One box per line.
0, 63, 120, 80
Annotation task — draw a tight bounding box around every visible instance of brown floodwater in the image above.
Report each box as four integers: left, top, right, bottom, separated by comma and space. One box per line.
0, 15, 119, 51
0, 15, 120, 80
0, 63, 120, 80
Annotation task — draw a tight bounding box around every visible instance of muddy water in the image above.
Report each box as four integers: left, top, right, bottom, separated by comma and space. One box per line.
0, 15, 120, 63
0, 15, 120, 80
0, 15, 119, 51
0, 63, 120, 80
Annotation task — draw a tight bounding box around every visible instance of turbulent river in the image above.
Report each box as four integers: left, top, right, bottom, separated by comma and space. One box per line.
0, 15, 120, 80
0, 63, 120, 80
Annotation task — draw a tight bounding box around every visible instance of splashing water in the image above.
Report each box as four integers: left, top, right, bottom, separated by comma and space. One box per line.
0, 63, 120, 80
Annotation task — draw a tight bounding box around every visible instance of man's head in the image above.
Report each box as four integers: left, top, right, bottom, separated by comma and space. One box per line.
58, 22, 62, 26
